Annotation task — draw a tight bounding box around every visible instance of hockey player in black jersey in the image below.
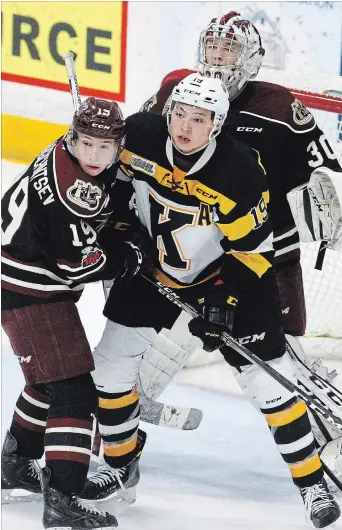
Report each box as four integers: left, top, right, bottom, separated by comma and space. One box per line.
80, 75, 340, 528
139, 10, 342, 477
1, 98, 152, 529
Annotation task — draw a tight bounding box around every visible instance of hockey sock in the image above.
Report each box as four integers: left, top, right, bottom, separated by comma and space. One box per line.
262, 396, 324, 488
98, 386, 140, 468
10, 384, 49, 458
44, 374, 96, 495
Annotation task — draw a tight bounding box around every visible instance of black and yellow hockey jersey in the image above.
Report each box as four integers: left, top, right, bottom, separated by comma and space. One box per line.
116, 111, 273, 302
143, 74, 342, 263
1, 138, 125, 308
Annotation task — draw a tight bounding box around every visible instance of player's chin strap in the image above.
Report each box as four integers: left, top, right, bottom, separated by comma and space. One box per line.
141, 275, 342, 492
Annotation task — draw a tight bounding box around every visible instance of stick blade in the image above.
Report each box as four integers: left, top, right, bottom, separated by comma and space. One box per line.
140, 399, 203, 430
138, 376, 203, 430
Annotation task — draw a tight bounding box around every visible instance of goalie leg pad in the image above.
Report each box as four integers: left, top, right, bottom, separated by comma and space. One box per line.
320, 438, 342, 486
139, 330, 195, 399
92, 320, 157, 393
286, 335, 342, 440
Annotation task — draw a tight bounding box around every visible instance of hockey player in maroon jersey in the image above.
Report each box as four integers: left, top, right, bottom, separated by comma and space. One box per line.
138, 11, 342, 468
1, 98, 152, 529
81, 74, 340, 528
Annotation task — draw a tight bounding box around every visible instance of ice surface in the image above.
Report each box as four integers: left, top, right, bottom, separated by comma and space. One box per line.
4, 337, 339, 530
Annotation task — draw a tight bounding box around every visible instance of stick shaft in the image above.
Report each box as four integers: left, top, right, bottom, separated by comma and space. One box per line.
143, 275, 342, 430
63, 52, 81, 111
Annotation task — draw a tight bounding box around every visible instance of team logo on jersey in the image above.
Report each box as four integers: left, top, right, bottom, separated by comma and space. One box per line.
67, 179, 102, 211
291, 99, 312, 126
81, 246, 103, 268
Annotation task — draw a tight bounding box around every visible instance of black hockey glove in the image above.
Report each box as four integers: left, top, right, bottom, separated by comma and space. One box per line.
188, 279, 238, 353
119, 228, 156, 284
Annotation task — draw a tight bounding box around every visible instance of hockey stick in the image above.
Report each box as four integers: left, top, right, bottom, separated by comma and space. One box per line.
286, 339, 342, 433
143, 275, 342, 491
102, 280, 203, 430
63, 52, 82, 111
142, 276, 342, 426
137, 374, 203, 430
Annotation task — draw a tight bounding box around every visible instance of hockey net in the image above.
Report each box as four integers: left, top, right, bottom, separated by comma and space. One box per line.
177, 72, 342, 366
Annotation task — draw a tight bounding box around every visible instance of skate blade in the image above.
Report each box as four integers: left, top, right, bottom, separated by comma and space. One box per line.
82, 486, 136, 513
1, 487, 42, 504
110, 485, 136, 513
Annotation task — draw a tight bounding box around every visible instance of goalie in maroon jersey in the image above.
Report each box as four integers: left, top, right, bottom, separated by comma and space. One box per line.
138, 10, 342, 472
1, 97, 152, 529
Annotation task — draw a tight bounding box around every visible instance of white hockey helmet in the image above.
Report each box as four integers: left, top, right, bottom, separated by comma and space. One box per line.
196, 11, 265, 101
168, 73, 230, 142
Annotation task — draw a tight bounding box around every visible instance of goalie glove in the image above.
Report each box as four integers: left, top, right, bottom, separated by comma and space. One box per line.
287, 167, 342, 250
188, 279, 238, 352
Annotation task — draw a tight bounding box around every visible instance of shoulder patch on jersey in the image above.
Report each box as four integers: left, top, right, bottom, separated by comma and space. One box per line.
238, 81, 315, 132
66, 179, 102, 211
291, 98, 313, 126
54, 140, 107, 217
140, 93, 158, 112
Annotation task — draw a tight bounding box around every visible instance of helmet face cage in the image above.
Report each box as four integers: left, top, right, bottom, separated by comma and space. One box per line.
196, 13, 265, 99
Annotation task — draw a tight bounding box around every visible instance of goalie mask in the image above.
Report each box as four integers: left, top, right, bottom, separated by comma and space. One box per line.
167, 73, 230, 154
66, 97, 125, 177
196, 11, 265, 101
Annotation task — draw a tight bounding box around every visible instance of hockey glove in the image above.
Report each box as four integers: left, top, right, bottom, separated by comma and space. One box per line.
119, 228, 156, 284
188, 279, 238, 352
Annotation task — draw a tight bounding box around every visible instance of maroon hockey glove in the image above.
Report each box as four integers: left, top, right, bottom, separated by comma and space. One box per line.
188, 279, 238, 352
